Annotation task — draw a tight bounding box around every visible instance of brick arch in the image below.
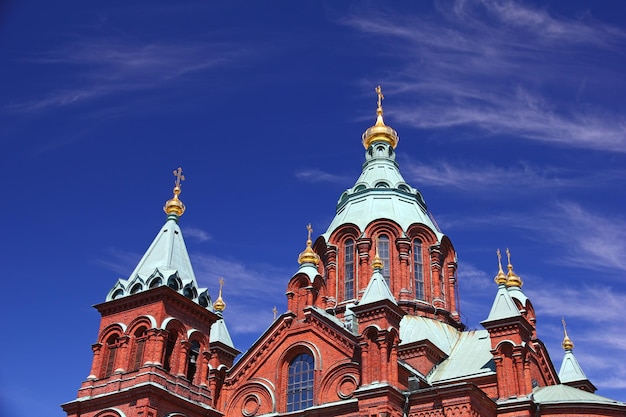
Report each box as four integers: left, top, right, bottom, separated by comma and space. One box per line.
98, 323, 126, 343
328, 223, 362, 244
276, 345, 318, 412
127, 315, 156, 334
161, 318, 186, 374
318, 360, 360, 402
94, 409, 126, 417
365, 219, 403, 241
406, 223, 439, 245
226, 378, 276, 417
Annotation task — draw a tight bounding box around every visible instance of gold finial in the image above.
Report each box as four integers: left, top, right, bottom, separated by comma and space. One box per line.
164, 167, 186, 217
273, 306, 278, 320
562, 318, 574, 351
505, 248, 523, 288
362, 85, 399, 149
494, 249, 507, 285
298, 223, 320, 265
372, 236, 384, 270
213, 277, 226, 312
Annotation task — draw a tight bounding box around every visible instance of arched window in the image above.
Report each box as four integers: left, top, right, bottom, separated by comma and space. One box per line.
413, 239, 424, 300
287, 353, 314, 412
163, 329, 178, 372
344, 239, 355, 300
378, 235, 390, 285
186, 340, 200, 381
102, 334, 119, 378
130, 327, 147, 372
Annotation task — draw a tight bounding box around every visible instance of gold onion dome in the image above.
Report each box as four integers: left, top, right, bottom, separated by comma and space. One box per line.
298, 224, 320, 265
362, 85, 399, 149
505, 248, 523, 288
164, 167, 186, 217
562, 318, 574, 351
494, 249, 507, 285
213, 277, 226, 312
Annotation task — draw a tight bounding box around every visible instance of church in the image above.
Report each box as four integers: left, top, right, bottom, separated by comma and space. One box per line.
62, 88, 626, 417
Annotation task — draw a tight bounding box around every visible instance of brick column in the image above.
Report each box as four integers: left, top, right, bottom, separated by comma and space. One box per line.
87, 343, 103, 380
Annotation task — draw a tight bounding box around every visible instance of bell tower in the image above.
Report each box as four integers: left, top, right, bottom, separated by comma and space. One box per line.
62, 169, 226, 417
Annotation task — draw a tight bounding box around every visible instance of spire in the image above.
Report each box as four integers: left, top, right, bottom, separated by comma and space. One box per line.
213, 277, 226, 313
494, 248, 507, 286
561, 317, 574, 351
372, 237, 384, 270
362, 85, 399, 149
298, 223, 320, 265
505, 248, 523, 288
164, 167, 186, 219
558, 318, 592, 387
105, 168, 211, 310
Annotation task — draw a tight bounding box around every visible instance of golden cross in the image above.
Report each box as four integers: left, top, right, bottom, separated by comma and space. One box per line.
506, 248, 511, 265
273, 306, 277, 320
306, 223, 313, 242
219, 277, 224, 292
562, 317, 568, 335
496, 248, 502, 265
173, 167, 185, 187
375, 85, 384, 109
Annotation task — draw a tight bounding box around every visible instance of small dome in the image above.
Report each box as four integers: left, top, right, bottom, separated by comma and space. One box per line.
362, 86, 399, 149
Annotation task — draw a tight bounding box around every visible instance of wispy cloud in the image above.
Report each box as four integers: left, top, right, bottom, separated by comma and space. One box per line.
5, 36, 251, 113
184, 227, 211, 242
345, 0, 626, 152
295, 169, 352, 183
191, 253, 292, 335
401, 159, 619, 193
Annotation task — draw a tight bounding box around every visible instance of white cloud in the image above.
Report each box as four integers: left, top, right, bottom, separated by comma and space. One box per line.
184, 227, 211, 242
190, 253, 292, 335
344, 0, 626, 152
5, 36, 251, 113
295, 169, 352, 184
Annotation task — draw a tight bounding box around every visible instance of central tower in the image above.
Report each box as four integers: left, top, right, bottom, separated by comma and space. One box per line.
317, 86, 461, 328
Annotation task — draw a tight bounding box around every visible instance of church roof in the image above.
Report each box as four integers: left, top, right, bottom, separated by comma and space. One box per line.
532, 384, 624, 406
210, 317, 235, 349
322, 89, 443, 242
559, 350, 588, 383
483, 284, 521, 322
105, 169, 212, 310
359, 269, 397, 305
399, 315, 459, 354
428, 330, 495, 383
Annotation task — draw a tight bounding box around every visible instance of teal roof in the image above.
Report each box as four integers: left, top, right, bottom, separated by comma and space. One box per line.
532, 384, 624, 406
359, 268, 396, 305
322, 140, 443, 241
483, 284, 521, 322
428, 330, 495, 383
106, 215, 212, 310
210, 318, 235, 349
559, 350, 588, 383
399, 315, 459, 355
292, 262, 321, 283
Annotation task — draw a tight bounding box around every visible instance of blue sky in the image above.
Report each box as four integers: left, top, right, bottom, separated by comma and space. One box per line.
1, 1, 625, 415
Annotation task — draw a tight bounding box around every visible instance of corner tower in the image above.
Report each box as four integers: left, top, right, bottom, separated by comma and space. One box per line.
62, 169, 226, 417
318, 87, 461, 328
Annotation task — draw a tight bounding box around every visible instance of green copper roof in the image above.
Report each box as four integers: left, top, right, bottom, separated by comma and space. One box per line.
399, 315, 459, 354
559, 350, 588, 383
106, 215, 212, 310
532, 384, 624, 405
428, 330, 495, 383
323, 140, 443, 241
210, 317, 235, 349
483, 284, 521, 322
359, 268, 397, 305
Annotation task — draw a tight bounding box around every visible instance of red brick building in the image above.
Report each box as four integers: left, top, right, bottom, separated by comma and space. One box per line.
63, 91, 625, 417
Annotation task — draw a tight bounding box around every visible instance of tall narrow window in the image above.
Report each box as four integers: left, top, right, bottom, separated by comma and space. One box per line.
186, 340, 200, 381
102, 334, 119, 378
130, 327, 147, 371
378, 235, 390, 285
287, 353, 314, 412
163, 330, 177, 372
413, 239, 424, 300
344, 239, 355, 300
